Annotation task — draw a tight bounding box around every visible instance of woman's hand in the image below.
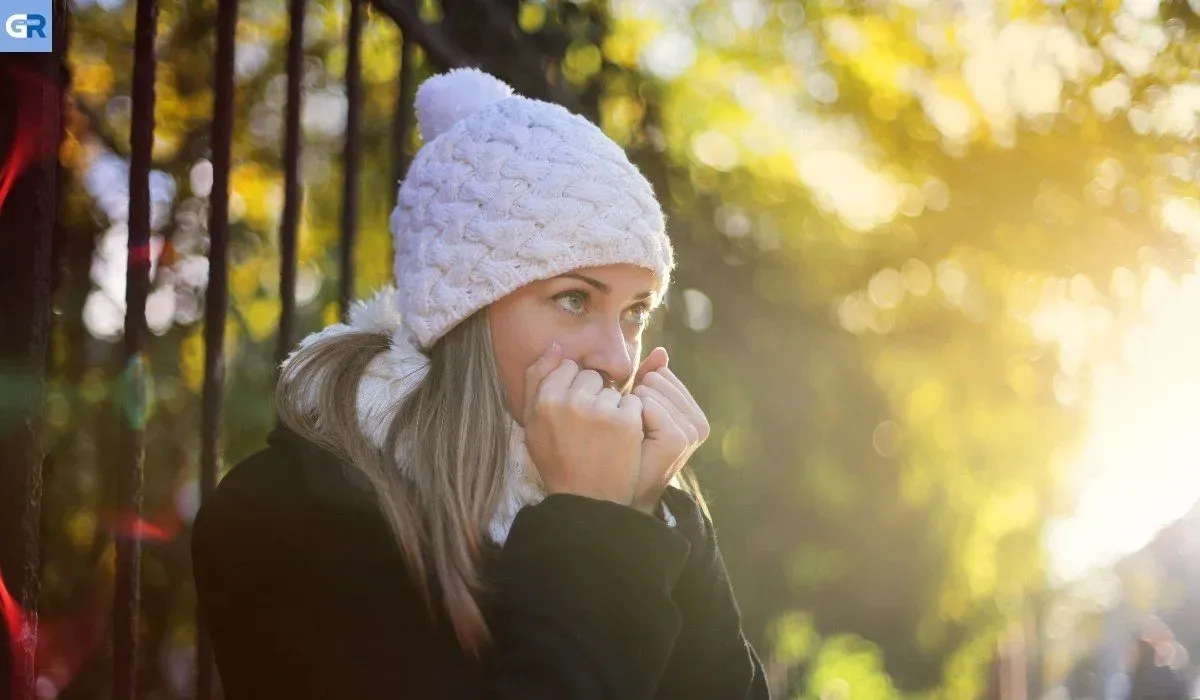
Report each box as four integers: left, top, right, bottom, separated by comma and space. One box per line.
522, 341, 646, 506
629, 348, 710, 515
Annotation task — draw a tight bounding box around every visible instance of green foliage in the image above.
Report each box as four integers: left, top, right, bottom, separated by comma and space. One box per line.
807, 635, 903, 700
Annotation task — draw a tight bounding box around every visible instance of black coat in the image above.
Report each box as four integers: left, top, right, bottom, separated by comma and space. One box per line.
191, 426, 772, 699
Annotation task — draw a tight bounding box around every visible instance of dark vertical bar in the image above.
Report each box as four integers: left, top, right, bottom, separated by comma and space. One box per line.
195, 0, 238, 696
113, 0, 158, 697
275, 0, 305, 366
0, 3, 67, 698
392, 35, 415, 187
389, 36, 414, 271
339, 0, 363, 316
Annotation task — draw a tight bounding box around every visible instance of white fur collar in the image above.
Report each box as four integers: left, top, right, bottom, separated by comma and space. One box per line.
288, 287, 675, 544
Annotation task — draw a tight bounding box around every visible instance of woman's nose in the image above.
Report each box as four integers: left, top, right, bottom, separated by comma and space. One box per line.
584, 326, 634, 390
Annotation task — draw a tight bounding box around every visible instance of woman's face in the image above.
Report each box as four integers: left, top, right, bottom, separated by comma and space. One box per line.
487, 263, 660, 424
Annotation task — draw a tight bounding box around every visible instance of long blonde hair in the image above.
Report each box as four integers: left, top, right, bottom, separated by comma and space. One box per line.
275, 307, 708, 655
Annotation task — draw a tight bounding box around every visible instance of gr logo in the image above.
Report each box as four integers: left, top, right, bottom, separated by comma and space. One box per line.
1, 4, 50, 52
6, 14, 48, 40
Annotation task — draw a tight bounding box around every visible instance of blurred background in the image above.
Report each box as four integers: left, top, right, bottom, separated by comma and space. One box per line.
3, 0, 1200, 697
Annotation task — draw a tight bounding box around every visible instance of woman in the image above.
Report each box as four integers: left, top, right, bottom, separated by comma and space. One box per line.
192, 68, 770, 699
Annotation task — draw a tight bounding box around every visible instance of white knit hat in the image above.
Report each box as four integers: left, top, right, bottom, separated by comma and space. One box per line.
389, 68, 675, 350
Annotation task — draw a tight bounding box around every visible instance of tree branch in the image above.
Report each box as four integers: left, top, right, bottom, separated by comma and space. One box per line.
368, 0, 473, 70
477, 0, 582, 112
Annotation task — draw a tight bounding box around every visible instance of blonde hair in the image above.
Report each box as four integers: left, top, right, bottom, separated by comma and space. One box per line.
275, 308, 709, 655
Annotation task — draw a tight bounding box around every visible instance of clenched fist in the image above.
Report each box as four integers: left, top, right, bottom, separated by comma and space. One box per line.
521, 342, 646, 507
629, 347, 710, 515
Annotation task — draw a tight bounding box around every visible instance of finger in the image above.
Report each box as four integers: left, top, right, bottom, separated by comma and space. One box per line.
640, 371, 693, 418
594, 386, 622, 412
535, 357, 581, 414
634, 346, 668, 386
635, 385, 692, 443
653, 366, 701, 413
643, 368, 707, 439
523, 341, 564, 420
638, 391, 676, 437
567, 368, 605, 405
617, 392, 645, 429
640, 393, 691, 477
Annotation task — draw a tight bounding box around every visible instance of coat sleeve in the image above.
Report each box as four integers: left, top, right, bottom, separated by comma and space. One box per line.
192, 450, 693, 700
653, 486, 772, 700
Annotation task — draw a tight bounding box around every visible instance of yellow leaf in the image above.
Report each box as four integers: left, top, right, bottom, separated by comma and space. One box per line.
518, 2, 546, 33
323, 301, 340, 326
180, 327, 204, 393
246, 297, 281, 342
73, 62, 113, 100
563, 42, 602, 85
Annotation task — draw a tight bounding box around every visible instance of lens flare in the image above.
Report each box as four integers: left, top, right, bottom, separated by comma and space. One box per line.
3, 564, 119, 700
104, 506, 181, 544
0, 568, 34, 699
0, 63, 60, 214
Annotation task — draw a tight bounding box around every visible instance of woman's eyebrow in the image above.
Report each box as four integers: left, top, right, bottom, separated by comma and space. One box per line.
558, 273, 654, 301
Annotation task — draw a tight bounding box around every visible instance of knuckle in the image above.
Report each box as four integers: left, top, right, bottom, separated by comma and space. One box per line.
576, 369, 601, 387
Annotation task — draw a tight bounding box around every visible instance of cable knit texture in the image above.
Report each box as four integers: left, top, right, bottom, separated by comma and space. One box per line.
390, 68, 675, 350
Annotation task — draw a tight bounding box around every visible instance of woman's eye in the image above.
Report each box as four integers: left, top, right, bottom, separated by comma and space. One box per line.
625, 304, 651, 326
555, 291, 587, 314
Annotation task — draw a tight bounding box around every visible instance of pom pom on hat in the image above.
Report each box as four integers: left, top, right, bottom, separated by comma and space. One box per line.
415, 67, 514, 141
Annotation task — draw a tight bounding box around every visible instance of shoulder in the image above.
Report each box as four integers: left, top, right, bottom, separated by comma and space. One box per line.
191, 428, 389, 575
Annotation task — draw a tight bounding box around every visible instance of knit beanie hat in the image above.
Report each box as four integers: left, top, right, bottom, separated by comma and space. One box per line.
390, 68, 675, 350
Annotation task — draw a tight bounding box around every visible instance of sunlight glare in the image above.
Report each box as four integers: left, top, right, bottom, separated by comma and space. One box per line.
1046, 266, 1200, 585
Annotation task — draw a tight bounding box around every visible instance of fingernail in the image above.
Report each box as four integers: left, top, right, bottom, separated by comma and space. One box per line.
549, 341, 560, 353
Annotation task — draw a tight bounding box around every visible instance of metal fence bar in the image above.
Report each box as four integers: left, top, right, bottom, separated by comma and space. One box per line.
275, 0, 306, 367
392, 35, 415, 186
196, 0, 239, 695
338, 0, 364, 316
113, 0, 159, 696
